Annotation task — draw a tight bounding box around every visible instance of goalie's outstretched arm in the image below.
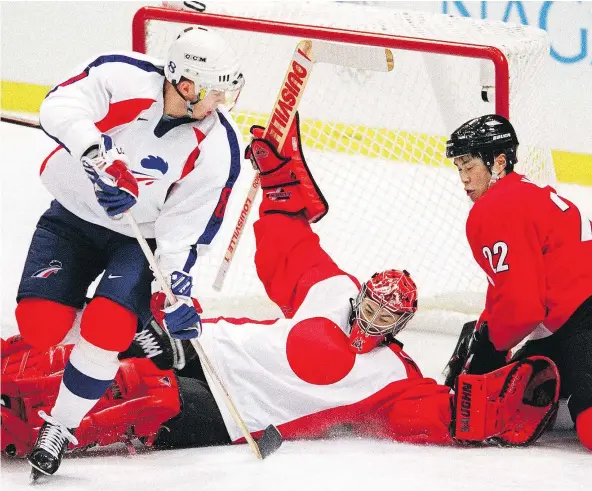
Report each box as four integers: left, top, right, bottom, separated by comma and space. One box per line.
250, 112, 353, 318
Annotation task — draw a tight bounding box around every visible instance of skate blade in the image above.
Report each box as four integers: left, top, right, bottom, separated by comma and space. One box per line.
29, 466, 46, 483
257, 424, 283, 459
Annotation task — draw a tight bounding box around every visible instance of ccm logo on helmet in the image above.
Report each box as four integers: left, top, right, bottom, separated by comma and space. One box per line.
185, 53, 207, 62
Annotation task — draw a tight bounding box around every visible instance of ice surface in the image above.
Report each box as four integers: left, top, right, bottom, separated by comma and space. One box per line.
1, 330, 588, 491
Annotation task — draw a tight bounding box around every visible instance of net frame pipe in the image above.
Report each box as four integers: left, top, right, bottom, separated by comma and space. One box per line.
132, 7, 510, 119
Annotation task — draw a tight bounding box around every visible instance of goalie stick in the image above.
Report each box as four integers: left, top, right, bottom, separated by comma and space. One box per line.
125, 212, 282, 460
212, 39, 394, 291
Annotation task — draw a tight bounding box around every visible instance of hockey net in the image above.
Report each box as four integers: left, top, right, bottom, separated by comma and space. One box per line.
134, 3, 554, 330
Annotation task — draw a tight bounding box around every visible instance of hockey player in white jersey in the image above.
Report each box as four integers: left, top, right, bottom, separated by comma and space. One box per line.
15, 27, 245, 479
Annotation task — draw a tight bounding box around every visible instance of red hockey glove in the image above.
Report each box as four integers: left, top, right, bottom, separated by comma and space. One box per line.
246, 112, 328, 223
452, 356, 560, 446
81, 134, 139, 217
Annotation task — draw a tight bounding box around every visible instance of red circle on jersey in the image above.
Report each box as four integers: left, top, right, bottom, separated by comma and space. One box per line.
286, 317, 356, 385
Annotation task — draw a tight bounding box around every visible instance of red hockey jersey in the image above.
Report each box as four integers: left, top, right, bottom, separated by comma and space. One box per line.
198, 214, 453, 445
466, 172, 592, 351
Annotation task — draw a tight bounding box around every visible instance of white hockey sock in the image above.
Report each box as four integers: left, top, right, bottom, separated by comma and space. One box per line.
50, 337, 119, 429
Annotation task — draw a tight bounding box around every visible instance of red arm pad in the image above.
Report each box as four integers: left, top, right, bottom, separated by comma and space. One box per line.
254, 214, 352, 317
453, 356, 560, 445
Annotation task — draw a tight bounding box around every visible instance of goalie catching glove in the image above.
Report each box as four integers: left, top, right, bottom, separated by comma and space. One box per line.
81, 134, 139, 217
452, 356, 560, 445
150, 271, 203, 340
246, 112, 328, 223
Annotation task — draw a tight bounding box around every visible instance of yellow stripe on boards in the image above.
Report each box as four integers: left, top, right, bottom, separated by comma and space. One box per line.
552, 150, 592, 186
2, 81, 590, 186
1, 81, 51, 113
235, 111, 592, 186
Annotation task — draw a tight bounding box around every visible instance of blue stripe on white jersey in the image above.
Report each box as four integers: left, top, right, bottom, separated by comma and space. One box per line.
47, 54, 164, 97
40, 123, 71, 154
43, 54, 164, 153
182, 111, 242, 273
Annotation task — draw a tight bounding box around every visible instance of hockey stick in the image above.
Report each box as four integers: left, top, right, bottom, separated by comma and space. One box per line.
212, 39, 394, 291
125, 212, 282, 460
1, 115, 41, 128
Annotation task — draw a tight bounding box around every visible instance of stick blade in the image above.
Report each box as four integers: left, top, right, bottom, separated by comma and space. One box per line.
257, 425, 283, 459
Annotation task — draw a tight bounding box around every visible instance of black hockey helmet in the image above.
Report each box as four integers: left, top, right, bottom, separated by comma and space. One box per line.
446, 114, 519, 173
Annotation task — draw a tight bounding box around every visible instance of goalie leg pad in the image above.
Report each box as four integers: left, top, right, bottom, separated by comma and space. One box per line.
452, 356, 560, 445
1, 340, 181, 457
248, 112, 328, 223
73, 358, 181, 449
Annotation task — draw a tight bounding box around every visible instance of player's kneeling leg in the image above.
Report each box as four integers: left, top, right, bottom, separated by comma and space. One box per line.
247, 111, 328, 223
452, 356, 560, 445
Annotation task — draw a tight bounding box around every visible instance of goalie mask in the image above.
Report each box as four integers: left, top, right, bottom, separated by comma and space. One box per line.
165, 27, 245, 114
348, 270, 418, 354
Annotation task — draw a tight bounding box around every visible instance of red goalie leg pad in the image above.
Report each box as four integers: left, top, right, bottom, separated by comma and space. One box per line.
0, 347, 180, 457
248, 112, 328, 223
15, 298, 76, 350
73, 358, 181, 449
576, 407, 592, 450
1, 334, 32, 358
1, 343, 74, 457
453, 356, 560, 446
1, 406, 37, 457
80, 297, 137, 352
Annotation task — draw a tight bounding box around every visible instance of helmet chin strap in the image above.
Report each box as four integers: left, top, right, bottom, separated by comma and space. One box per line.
173, 83, 200, 118
485, 154, 502, 188
488, 170, 501, 187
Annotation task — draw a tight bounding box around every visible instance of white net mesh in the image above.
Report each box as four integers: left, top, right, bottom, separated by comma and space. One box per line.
140, 2, 554, 325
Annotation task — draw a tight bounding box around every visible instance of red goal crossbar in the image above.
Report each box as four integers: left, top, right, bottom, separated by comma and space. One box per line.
131, 6, 510, 118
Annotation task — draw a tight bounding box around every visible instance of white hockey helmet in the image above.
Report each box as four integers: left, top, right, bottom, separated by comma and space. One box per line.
165, 26, 244, 109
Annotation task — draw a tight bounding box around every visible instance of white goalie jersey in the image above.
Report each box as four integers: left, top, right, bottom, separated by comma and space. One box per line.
38, 51, 244, 281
